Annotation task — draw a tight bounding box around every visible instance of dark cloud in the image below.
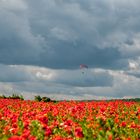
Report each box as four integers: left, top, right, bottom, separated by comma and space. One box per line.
126, 71, 140, 78
50, 70, 113, 87
1, 0, 140, 99
0, 64, 34, 82
0, 0, 140, 69
40, 40, 123, 69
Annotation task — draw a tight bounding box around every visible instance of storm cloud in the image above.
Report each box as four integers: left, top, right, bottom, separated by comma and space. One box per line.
0, 0, 140, 99
1, 0, 140, 69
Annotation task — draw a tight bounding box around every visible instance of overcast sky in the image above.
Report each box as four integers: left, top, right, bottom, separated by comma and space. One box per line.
0, 0, 140, 100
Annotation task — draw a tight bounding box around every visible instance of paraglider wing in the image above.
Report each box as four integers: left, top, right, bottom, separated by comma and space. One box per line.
80, 64, 88, 69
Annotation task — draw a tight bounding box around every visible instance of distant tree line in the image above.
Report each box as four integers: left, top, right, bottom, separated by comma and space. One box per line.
34, 95, 57, 103
120, 98, 140, 102
0, 94, 140, 102
75, 98, 140, 102
0, 94, 57, 103
0, 94, 24, 100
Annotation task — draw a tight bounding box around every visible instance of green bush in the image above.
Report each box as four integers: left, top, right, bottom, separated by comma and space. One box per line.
34, 95, 42, 102
34, 96, 51, 102
0, 94, 24, 100
41, 97, 51, 102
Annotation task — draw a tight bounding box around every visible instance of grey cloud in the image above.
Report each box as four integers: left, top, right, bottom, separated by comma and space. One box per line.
0, 64, 113, 87
0, 0, 140, 69
0, 64, 34, 82
0, 65, 140, 99
49, 70, 113, 87
125, 71, 140, 78
1, 0, 140, 99
0, 1, 44, 65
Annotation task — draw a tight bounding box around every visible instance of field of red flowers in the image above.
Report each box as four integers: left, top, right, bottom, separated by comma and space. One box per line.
0, 99, 140, 140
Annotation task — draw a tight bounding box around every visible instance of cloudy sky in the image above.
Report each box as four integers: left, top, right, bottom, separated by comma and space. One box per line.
0, 0, 140, 100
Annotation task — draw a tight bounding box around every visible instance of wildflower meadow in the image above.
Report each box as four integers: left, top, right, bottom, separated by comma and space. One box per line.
0, 98, 140, 140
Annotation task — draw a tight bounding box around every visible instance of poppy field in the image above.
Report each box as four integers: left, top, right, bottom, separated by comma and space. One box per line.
0, 99, 140, 140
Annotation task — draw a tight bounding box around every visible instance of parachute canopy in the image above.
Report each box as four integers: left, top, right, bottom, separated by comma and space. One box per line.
80, 64, 88, 69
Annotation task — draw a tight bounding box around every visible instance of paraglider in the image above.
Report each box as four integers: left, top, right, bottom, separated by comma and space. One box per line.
80, 64, 88, 74
80, 64, 88, 69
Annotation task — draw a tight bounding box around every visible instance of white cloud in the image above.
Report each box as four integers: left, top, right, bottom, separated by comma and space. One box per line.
0, 64, 140, 99
129, 61, 139, 70
0, 0, 27, 11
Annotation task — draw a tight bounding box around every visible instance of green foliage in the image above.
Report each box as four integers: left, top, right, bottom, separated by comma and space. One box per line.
42, 97, 51, 102
35, 95, 42, 102
11, 94, 24, 100
34, 96, 51, 102
0, 95, 6, 99
30, 120, 44, 140
0, 94, 24, 100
